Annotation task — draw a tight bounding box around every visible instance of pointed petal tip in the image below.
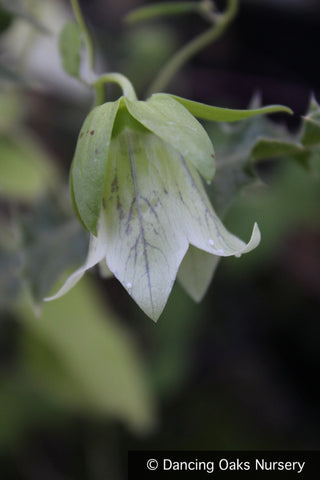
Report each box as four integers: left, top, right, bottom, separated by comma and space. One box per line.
43, 268, 86, 302
244, 221, 261, 253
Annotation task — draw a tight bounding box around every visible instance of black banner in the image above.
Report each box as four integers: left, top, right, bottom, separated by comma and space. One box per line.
128, 451, 320, 479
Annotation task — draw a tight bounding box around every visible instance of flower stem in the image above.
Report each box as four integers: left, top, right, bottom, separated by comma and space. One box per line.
70, 0, 95, 72
93, 73, 138, 104
146, 0, 239, 96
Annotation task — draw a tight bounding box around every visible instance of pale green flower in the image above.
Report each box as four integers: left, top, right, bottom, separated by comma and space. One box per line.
45, 91, 281, 321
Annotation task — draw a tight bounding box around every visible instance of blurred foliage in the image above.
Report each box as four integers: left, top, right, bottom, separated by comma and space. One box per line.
59, 21, 82, 79
21, 278, 155, 433
0, 0, 49, 33
121, 24, 179, 95
0, 91, 57, 202
207, 96, 320, 216
0, 277, 155, 451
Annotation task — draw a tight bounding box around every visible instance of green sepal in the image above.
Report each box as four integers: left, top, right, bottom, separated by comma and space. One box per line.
71, 98, 121, 235
59, 22, 82, 78
125, 94, 215, 182
169, 95, 293, 122
70, 170, 87, 231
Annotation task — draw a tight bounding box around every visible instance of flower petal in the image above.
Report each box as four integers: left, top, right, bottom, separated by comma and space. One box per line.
102, 130, 189, 321
98, 259, 113, 279
124, 95, 215, 182
177, 246, 220, 302
44, 214, 108, 301
101, 130, 259, 320
71, 98, 121, 235
171, 153, 261, 257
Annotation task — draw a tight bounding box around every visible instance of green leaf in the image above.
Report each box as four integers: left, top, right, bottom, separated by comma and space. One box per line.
251, 139, 305, 161
0, 375, 65, 449
20, 278, 155, 432
23, 221, 88, 305
0, 0, 50, 33
0, 132, 57, 202
19, 197, 88, 305
177, 246, 220, 302
0, 91, 25, 129
71, 99, 121, 235
102, 130, 259, 321
125, 94, 215, 181
59, 22, 82, 78
169, 94, 293, 122
125, 2, 201, 23
44, 216, 105, 302
205, 103, 299, 215
225, 157, 320, 269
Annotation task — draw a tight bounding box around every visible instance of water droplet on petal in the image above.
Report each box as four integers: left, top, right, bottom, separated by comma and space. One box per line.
208, 239, 214, 246
126, 282, 132, 289
234, 253, 242, 258
216, 249, 224, 255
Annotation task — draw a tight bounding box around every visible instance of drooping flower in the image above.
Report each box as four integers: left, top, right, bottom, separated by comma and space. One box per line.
45, 86, 291, 321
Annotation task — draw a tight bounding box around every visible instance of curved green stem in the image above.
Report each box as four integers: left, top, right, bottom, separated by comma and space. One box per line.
92, 73, 138, 105
146, 0, 238, 96
70, 0, 95, 72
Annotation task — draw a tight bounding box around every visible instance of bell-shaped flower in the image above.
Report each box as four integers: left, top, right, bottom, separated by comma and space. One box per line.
45, 87, 290, 321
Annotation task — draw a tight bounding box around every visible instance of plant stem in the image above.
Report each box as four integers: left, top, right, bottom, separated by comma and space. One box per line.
146, 0, 238, 96
70, 0, 95, 72
93, 73, 138, 104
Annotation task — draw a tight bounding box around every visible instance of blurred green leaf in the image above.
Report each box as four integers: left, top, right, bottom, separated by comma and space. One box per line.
0, 0, 50, 33
0, 132, 57, 202
0, 195, 87, 312
21, 220, 88, 306
206, 96, 320, 215
125, 2, 201, 24
225, 157, 320, 271
206, 107, 291, 214
0, 91, 25, 130
18, 198, 88, 305
214, 97, 320, 272
0, 375, 66, 449
251, 138, 305, 161
122, 25, 178, 93
59, 22, 82, 79
19, 278, 155, 433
